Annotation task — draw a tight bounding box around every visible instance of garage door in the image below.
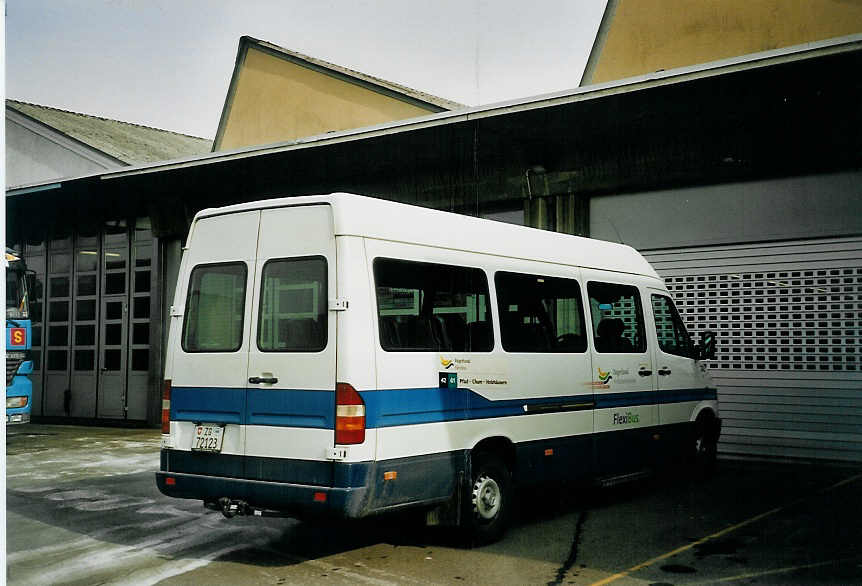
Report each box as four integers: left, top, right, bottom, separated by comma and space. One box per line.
643, 237, 862, 462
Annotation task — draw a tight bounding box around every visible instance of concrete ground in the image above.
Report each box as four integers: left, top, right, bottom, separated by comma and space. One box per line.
5, 424, 862, 585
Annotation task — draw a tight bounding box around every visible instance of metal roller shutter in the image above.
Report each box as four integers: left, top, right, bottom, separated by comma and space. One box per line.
643, 237, 862, 462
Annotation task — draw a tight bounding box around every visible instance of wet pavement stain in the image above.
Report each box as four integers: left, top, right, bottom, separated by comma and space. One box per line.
660, 563, 697, 574
693, 536, 742, 559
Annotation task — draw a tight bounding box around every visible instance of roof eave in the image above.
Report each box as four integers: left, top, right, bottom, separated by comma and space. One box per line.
11, 33, 862, 192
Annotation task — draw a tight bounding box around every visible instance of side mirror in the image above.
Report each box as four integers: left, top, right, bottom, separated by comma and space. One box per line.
698, 330, 717, 360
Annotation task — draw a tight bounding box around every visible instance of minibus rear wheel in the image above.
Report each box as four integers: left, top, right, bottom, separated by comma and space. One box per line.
468, 454, 511, 545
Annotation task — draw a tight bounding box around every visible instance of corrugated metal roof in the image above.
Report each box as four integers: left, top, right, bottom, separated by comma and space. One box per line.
6, 100, 213, 164
244, 36, 465, 112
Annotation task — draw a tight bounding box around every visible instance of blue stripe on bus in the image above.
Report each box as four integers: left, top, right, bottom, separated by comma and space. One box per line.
171, 387, 245, 424
171, 386, 334, 428
171, 386, 717, 429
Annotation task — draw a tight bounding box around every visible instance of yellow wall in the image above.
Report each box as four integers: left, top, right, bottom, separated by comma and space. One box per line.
216, 47, 435, 151
589, 0, 862, 84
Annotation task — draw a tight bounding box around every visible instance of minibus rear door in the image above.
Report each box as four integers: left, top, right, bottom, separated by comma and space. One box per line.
245, 204, 338, 470
170, 210, 261, 458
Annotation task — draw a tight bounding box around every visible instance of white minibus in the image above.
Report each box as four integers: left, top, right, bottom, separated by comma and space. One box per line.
156, 193, 720, 543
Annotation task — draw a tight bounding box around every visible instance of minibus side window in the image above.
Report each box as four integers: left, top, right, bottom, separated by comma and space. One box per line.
587, 282, 646, 353
182, 263, 247, 352
651, 294, 694, 358
258, 256, 327, 352
495, 272, 587, 353
374, 258, 492, 352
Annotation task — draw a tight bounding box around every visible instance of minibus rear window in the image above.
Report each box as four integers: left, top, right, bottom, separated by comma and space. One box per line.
258, 256, 327, 352
182, 263, 247, 353
374, 259, 492, 352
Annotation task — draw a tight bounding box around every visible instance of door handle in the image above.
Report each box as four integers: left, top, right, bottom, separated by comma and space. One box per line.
248, 376, 278, 384
638, 368, 652, 377
658, 368, 672, 376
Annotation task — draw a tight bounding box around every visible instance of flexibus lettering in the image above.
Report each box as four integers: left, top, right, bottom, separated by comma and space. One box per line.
613, 411, 640, 425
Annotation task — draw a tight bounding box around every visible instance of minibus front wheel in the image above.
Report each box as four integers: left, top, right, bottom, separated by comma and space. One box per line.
693, 412, 720, 479
467, 454, 512, 545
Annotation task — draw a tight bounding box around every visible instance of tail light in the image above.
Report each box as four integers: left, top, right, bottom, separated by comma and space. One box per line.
161, 380, 172, 434
335, 382, 365, 444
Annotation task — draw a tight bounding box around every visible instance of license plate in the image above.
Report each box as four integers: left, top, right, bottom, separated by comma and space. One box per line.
192, 423, 225, 452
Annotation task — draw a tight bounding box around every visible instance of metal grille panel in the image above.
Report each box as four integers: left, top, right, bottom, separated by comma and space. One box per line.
665, 268, 860, 373
643, 237, 862, 462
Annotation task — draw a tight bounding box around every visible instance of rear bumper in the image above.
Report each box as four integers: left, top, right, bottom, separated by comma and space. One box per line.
155, 470, 369, 518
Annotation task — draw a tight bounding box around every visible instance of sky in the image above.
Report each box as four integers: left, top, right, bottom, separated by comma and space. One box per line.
5, 0, 607, 140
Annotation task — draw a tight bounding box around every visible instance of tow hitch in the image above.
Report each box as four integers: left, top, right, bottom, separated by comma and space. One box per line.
205, 498, 293, 519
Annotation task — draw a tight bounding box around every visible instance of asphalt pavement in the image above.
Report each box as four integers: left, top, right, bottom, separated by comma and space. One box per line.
5, 424, 862, 585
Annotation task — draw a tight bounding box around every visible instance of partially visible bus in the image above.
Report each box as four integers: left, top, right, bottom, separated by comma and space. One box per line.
6, 250, 33, 425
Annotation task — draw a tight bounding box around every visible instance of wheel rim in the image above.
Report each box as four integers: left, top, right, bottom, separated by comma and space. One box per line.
472, 474, 501, 520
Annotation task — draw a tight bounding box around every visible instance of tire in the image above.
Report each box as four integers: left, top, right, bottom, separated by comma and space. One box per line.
466, 454, 512, 545
693, 416, 718, 479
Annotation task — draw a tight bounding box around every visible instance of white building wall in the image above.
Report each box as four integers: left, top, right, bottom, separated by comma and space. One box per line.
5, 111, 123, 188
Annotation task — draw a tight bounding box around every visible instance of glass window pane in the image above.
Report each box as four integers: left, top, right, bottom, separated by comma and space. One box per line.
374, 259, 492, 352
77, 274, 97, 296
133, 296, 150, 319
182, 263, 247, 352
132, 323, 149, 345
48, 325, 68, 346
106, 302, 123, 320
132, 349, 149, 371
588, 282, 646, 353
49, 301, 69, 322
134, 270, 151, 293
31, 325, 42, 347
47, 350, 67, 371
105, 324, 122, 346
50, 252, 71, 274
76, 250, 98, 272
75, 324, 96, 346
74, 350, 95, 371
103, 349, 121, 371
104, 249, 127, 270
105, 273, 125, 295
76, 300, 96, 321
258, 257, 327, 352
651, 295, 694, 358
135, 244, 152, 267
495, 272, 586, 353
50, 276, 70, 298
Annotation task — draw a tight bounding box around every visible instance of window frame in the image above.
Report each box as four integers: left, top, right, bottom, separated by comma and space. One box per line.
373, 257, 494, 353
256, 255, 328, 353
494, 270, 588, 354
587, 281, 648, 354
181, 261, 248, 354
